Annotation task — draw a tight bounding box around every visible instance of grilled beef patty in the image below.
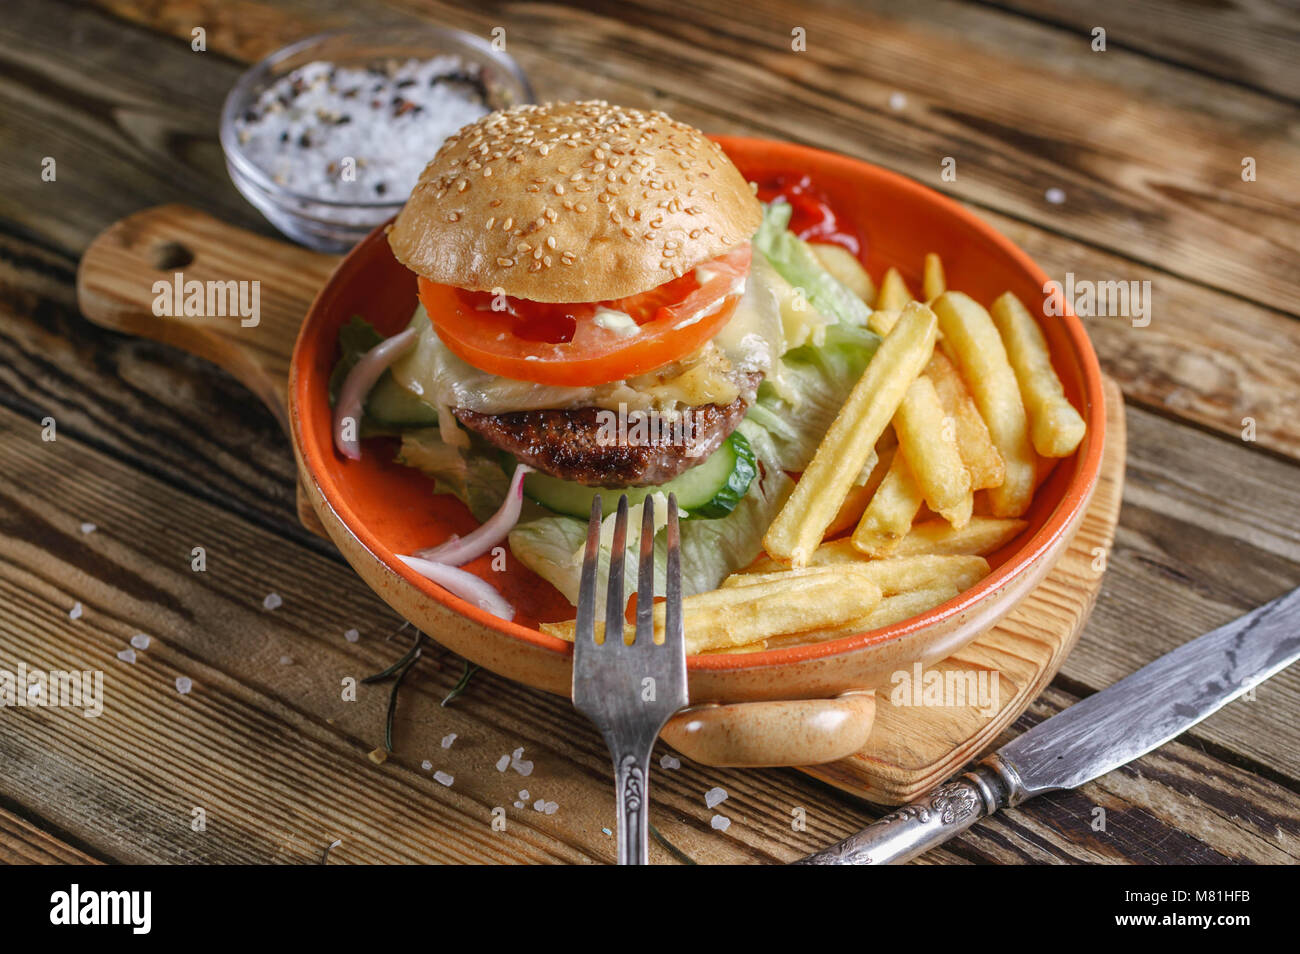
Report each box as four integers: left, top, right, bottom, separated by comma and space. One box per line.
455, 374, 760, 486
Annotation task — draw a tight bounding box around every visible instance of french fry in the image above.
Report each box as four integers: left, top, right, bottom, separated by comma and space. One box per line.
932, 292, 1036, 517
762, 582, 964, 649
923, 253, 946, 301
765, 302, 938, 566
868, 307, 902, 336
876, 267, 914, 311
724, 554, 987, 595
990, 292, 1087, 458
811, 243, 876, 306
926, 351, 1005, 490
541, 569, 884, 654
700, 641, 769, 655
851, 447, 924, 556
893, 376, 973, 527
743, 517, 1025, 575
825, 444, 895, 537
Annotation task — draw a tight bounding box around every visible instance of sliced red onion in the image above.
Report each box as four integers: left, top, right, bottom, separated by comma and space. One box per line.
398, 554, 515, 621
333, 326, 418, 460
414, 464, 533, 566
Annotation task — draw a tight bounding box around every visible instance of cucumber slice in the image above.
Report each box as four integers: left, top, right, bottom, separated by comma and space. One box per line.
364, 374, 439, 429
522, 431, 757, 519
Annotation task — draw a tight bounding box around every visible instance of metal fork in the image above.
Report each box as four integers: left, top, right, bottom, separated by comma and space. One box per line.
571, 493, 688, 865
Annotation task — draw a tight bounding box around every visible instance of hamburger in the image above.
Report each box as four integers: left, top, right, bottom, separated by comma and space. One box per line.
333, 100, 879, 604
384, 100, 777, 501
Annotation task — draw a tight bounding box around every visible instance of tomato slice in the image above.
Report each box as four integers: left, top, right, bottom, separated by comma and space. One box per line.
418, 246, 752, 387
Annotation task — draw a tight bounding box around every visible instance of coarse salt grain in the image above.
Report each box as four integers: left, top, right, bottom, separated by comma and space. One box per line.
130, 634, 151, 650
888, 92, 907, 111
175, 676, 193, 695
421, 760, 433, 771
233, 57, 491, 204
344, 628, 360, 643
705, 786, 728, 809
495, 754, 511, 772
69, 602, 83, 620
263, 593, 283, 610
711, 814, 731, 831
441, 733, 457, 749
79, 522, 97, 534
117, 648, 137, 664
660, 754, 681, 770
434, 770, 454, 787
1045, 187, 1066, 205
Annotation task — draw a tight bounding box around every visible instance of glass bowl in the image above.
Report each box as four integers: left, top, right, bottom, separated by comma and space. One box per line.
220, 27, 535, 252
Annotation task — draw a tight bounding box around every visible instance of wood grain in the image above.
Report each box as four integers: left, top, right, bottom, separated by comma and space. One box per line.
26, 0, 1294, 464
1, 0, 1297, 863
988, 0, 1300, 101
0, 805, 103, 865
2, 400, 1295, 864
82, 0, 1300, 314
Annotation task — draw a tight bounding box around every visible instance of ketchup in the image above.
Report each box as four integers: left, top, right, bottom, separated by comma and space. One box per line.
755, 174, 863, 256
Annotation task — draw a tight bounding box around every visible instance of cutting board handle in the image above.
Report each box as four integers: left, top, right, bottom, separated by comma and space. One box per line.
76, 204, 341, 434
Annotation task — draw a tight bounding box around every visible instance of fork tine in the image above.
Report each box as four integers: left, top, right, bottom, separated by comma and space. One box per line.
635, 494, 656, 646
574, 495, 603, 649
604, 494, 630, 645
663, 493, 684, 654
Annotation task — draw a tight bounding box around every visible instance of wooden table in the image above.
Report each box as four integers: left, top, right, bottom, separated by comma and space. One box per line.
2, 0, 1297, 865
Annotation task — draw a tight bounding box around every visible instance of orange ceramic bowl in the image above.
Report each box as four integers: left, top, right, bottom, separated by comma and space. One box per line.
290, 137, 1105, 704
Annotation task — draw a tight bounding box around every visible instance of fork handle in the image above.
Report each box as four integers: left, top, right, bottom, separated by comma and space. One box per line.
613, 750, 653, 865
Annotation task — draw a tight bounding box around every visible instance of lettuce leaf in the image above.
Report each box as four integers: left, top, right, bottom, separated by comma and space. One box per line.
749, 322, 880, 471
396, 428, 511, 522
753, 201, 873, 329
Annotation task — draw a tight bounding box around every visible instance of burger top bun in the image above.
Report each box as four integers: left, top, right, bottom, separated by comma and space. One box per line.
387, 101, 762, 303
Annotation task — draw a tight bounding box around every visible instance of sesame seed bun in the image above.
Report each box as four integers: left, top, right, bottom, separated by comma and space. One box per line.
387, 101, 762, 303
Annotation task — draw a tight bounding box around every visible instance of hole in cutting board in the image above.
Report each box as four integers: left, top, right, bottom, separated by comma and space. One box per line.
151, 240, 194, 270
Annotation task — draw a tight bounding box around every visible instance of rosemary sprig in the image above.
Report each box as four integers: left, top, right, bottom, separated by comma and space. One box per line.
441, 661, 480, 706
649, 822, 697, 865
382, 646, 422, 752
362, 627, 424, 683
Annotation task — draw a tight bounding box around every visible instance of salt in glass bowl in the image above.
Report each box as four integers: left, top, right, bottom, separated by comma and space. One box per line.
220, 27, 535, 252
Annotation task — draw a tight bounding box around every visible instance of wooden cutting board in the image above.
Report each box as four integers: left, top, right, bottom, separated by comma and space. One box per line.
77, 204, 1124, 805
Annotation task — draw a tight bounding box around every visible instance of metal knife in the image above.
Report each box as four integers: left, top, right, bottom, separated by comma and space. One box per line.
796, 586, 1300, 865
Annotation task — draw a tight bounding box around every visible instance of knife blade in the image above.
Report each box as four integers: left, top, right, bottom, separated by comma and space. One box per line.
796, 586, 1300, 865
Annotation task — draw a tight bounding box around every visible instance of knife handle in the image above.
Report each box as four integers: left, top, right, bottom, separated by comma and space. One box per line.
795, 756, 1023, 865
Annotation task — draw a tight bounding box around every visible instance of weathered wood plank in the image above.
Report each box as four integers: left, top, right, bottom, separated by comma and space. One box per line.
5, 400, 1294, 863
24, 0, 1291, 462
0, 402, 892, 864
0, 240, 305, 540
0, 805, 104, 865
986, 0, 1300, 101
0, 1, 272, 252
1, 396, 1297, 863
960, 687, 1300, 864
1060, 405, 1300, 777
83, 0, 1300, 315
